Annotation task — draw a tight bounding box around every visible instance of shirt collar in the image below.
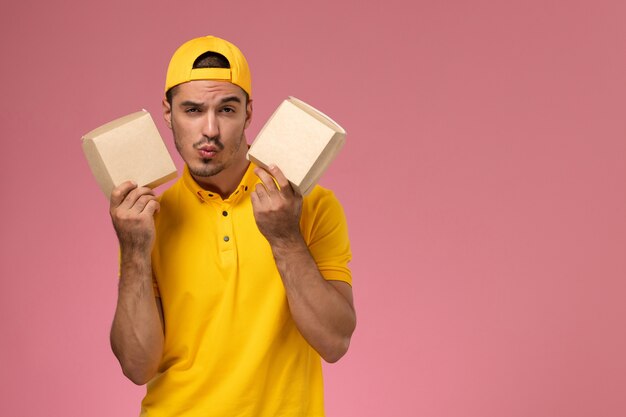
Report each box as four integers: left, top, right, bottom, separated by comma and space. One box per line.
182, 162, 260, 205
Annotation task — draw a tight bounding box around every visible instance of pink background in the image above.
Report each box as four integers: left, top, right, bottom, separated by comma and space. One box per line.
1, 0, 625, 416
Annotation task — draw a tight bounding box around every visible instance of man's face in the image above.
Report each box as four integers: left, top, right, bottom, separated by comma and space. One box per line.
163, 80, 252, 181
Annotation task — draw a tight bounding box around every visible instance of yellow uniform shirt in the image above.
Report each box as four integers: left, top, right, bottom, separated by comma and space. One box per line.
140, 163, 352, 417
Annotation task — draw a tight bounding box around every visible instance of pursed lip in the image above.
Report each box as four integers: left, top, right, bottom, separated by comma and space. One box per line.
197, 145, 218, 158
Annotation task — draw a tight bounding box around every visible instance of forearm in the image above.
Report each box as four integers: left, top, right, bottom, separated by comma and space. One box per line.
272, 236, 356, 363
110, 250, 164, 385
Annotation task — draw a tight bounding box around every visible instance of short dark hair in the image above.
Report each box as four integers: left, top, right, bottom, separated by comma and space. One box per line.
193, 51, 230, 69
165, 52, 248, 104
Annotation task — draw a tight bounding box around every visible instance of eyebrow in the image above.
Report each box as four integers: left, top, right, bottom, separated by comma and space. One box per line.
179, 100, 204, 107
219, 95, 242, 104
179, 96, 242, 108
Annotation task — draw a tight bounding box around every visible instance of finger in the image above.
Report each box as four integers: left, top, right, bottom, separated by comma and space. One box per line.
110, 181, 138, 208
253, 183, 270, 203
250, 188, 260, 208
124, 186, 156, 209
132, 194, 159, 213
254, 167, 279, 194
143, 199, 160, 216
267, 164, 292, 193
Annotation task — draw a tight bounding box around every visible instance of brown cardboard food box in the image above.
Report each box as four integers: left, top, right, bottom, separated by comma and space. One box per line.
247, 96, 346, 195
82, 110, 177, 199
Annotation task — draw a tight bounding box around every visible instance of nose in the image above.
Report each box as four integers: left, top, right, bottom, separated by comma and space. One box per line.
202, 111, 219, 139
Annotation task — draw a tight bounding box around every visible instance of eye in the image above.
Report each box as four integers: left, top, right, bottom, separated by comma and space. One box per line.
221, 107, 235, 113
185, 107, 200, 113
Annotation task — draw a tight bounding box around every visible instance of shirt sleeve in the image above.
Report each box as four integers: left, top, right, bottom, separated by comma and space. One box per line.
301, 187, 352, 286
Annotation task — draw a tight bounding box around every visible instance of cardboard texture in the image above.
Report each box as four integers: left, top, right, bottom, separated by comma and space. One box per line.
247, 96, 346, 195
82, 110, 177, 199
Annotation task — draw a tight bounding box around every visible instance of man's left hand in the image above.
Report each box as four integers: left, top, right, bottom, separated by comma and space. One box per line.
251, 165, 303, 245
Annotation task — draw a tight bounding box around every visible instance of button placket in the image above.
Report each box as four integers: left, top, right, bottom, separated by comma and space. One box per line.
219, 204, 234, 251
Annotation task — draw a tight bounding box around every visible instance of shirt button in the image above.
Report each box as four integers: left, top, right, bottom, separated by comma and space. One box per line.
222, 211, 228, 216
223, 236, 230, 242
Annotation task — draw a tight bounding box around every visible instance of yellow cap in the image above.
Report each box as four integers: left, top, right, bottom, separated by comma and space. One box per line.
164, 35, 252, 97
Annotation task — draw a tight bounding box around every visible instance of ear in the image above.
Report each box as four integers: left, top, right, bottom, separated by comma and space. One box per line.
162, 97, 172, 129
244, 98, 253, 129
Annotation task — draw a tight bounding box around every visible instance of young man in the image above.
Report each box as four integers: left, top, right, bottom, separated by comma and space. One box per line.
108, 35, 355, 416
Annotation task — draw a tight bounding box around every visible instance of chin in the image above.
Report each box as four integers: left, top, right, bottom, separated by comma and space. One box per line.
189, 161, 224, 178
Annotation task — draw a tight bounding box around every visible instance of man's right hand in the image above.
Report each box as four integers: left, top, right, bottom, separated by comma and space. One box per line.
109, 181, 164, 385
109, 181, 160, 253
